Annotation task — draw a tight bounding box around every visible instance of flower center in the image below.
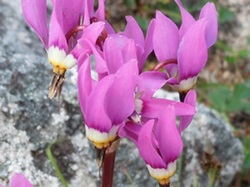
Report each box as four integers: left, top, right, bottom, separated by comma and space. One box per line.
85, 125, 119, 149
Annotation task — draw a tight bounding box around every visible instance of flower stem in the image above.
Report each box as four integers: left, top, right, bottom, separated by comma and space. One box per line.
151, 59, 177, 71
179, 92, 187, 102
159, 183, 170, 187
101, 139, 120, 187
102, 150, 116, 187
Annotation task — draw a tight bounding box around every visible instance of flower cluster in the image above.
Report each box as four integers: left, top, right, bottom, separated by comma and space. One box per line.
22, 0, 217, 185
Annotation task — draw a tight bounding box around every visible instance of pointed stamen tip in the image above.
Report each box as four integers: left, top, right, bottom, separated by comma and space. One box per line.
48, 73, 65, 99
158, 180, 170, 187
158, 182, 170, 187
95, 147, 106, 168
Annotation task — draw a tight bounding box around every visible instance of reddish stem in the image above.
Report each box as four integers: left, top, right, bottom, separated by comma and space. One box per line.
65, 25, 85, 42
159, 183, 170, 187
102, 149, 117, 187
152, 59, 177, 71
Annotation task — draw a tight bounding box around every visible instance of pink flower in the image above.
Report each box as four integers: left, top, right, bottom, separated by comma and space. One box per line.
78, 59, 138, 149
153, 0, 218, 92
131, 107, 183, 186
21, 0, 106, 75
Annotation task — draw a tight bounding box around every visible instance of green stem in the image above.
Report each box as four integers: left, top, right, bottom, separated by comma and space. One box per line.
208, 168, 217, 187
46, 141, 68, 187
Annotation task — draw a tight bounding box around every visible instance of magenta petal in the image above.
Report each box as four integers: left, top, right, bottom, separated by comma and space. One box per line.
175, 0, 195, 38
142, 98, 196, 118
137, 120, 166, 168
118, 121, 141, 143
79, 39, 107, 73
72, 22, 105, 59
95, 0, 105, 20
103, 36, 125, 74
53, 0, 84, 34
106, 60, 138, 124
178, 19, 208, 80
156, 107, 183, 163
199, 2, 218, 48
139, 19, 155, 71
85, 75, 115, 132
179, 90, 197, 132
22, 0, 48, 47
138, 71, 167, 98
121, 39, 137, 63
83, 0, 91, 26
77, 56, 94, 114
104, 35, 137, 74
123, 16, 144, 47
48, 11, 68, 51
10, 173, 33, 187
153, 11, 179, 62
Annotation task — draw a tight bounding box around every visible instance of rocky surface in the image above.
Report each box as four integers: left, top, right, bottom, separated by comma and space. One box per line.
218, 0, 250, 50
0, 1, 245, 187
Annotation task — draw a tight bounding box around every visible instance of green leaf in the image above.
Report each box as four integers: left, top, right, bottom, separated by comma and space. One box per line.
215, 40, 233, 52
125, 0, 136, 9
218, 6, 235, 23
135, 16, 150, 32
237, 49, 250, 58
242, 137, 250, 172
225, 55, 237, 64
207, 85, 232, 112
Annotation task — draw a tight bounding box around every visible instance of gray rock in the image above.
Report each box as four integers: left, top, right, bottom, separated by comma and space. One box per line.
0, 1, 244, 187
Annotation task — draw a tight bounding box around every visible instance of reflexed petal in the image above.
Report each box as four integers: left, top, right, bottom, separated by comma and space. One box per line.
53, 0, 84, 34
179, 90, 197, 132
166, 77, 178, 86
83, 0, 91, 26
85, 75, 115, 132
77, 56, 94, 113
199, 3, 218, 48
103, 36, 124, 74
10, 173, 33, 187
106, 60, 138, 124
123, 16, 144, 47
118, 121, 142, 143
76, 34, 107, 73
103, 21, 116, 35
49, 11, 68, 51
140, 19, 155, 71
95, 0, 105, 20
156, 107, 183, 163
138, 71, 167, 98
21, 0, 48, 47
142, 98, 196, 118
104, 35, 137, 74
164, 64, 178, 78
175, 0, 195, 38
153, 11, 179, 62
121, 39, 137, 64
71, 22, 105, 59
137, 120, 166, 168
178, 19, 208, 80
